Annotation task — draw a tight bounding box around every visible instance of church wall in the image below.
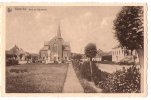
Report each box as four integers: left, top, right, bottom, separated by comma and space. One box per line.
40, 50, 48, 59
63, 50, 71, 60
57, 39, 63, 60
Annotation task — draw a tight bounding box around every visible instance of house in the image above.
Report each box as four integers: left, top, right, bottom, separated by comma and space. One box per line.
6, 45, 29, 64
112, 46, 139, 63
101, 51, 112, 61
92, 49, 103, 62
81, 49, 108, 62
39, 25, 71, 63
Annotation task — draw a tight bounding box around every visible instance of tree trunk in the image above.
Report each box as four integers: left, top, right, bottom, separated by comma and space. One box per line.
90, 58, 93, 81
136, 48, 144, 93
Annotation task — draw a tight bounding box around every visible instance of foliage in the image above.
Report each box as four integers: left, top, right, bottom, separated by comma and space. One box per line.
113, 6, 143, 92
72, 54, 82, 61
72, 61, 97, 93
84, 43, 97, 59
72, 60, 140, 93
73, 61, 106, 85
27, 55, 32, 60
98, 66, 140, 93
32, 56, 39, 63
19, 54, 23, 60
113, 6, 144, 51
6, 54, 17, 59
6, 59, 19, 66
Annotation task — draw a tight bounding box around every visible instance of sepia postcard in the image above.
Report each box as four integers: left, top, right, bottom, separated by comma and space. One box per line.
0, 3, 147, 96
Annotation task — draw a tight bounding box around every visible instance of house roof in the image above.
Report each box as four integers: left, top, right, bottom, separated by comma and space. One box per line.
112, 45, 121, 49
6, 45, 29, 55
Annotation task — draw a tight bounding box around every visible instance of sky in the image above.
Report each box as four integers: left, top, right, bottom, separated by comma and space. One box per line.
6, 6, 122, 53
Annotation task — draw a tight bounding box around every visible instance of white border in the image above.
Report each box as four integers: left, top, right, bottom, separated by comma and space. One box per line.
0, 0, 151, 100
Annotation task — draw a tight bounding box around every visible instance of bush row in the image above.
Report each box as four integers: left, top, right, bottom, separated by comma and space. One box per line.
72, 60, 108, 85
72, 60, 141, 93
6, 59, 19, 66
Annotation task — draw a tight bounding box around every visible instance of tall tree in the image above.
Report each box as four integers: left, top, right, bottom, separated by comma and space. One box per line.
84, 43, 97, 81
113, 6, 144, 92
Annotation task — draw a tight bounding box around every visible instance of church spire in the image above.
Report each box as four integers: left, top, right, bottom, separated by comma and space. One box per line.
57, 23, 62, 39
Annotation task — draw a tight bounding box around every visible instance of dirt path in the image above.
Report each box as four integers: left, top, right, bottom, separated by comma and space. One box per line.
62, 62, 84, 93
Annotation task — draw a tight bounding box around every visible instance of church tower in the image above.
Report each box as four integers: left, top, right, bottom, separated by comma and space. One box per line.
57, 24, 63, 61
57, 24, 62, 39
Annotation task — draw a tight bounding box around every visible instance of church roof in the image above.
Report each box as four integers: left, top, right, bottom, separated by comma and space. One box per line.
49, 36, 58, 44
57, 24, 62, 39
64, 46, 70, 51
44, 41, 49, 46
63, 41, 70, 46
40, 24, 71, 52
40, 46, 49, 51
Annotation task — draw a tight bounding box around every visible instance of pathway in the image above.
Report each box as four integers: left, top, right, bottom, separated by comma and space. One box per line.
62, 62, 84, 93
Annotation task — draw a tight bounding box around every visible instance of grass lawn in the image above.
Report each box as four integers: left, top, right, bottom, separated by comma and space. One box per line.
6, 63, 68, 93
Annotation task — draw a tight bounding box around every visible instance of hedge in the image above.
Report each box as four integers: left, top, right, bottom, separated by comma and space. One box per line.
72, 60, 141, 93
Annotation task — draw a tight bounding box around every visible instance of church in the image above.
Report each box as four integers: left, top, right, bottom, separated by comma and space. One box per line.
39, 25, 71, 63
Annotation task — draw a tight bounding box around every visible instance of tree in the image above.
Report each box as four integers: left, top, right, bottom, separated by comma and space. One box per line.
27, 54, 32, 62
113, 6, 144, 92
72, 54, 82, 61
19, 54, 23, 60
84, 43, 97, 81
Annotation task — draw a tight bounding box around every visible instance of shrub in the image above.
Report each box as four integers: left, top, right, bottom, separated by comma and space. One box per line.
74, 61, 103, 85
118, 61, 135, 65
6, 59, 19, 66
10, 69, 28, 73
99, 61, 116, 64
98, 66, 141, 93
